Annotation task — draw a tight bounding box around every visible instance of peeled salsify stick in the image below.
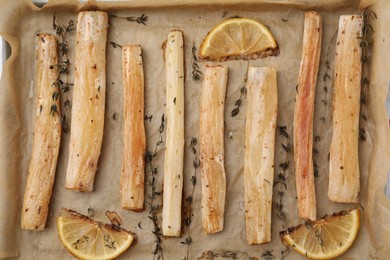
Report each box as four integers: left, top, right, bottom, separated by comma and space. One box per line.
21, 34, 61, 230
328, 15, 363, 203
65, 11, 108, 191
294, 11, 322, 221
120, 45, 146, 211
244, 67, 277, 244
162, 30, 185, 237
199, 65, 228, 234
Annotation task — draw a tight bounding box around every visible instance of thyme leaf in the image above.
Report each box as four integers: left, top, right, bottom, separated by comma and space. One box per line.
87, 205, 94, 218
50, 104, 58, 116
277, 125, 289, 139
61, 114, 68, 133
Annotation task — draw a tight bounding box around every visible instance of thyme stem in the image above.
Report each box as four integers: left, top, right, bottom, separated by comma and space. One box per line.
191, 42, 202, 81
274, 125, 290, 228
231, 63, 249, 117
52, 13, 74, 133
198, 249, 257, 260
181, 137, 200, 260
359, 9, 376, 141
313, 29, 338, 178
146, 113, 165, 260
109, 14, 148, 25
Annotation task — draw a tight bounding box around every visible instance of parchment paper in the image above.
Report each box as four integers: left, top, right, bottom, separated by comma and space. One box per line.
1, 0, 389, 259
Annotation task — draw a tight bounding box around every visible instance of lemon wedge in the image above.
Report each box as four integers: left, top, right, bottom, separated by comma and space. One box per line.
57, 209, 135, 260
199, 18, 279, 61
280, 208, 360, 260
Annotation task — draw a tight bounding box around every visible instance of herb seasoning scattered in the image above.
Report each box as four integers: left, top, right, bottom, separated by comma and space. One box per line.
198, 249, 265, 260
146, 113, 165, 260
181, 137, 200, 260
274, 125, 291, 227
52, 13, 74, 133
359, 9, 376, 141
231, 64, 248, 117
191, 42, 202, 81
109, 14, 148, 25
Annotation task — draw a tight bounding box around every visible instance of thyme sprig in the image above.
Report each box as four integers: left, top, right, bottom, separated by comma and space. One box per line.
109, 14, 148, 25
274, 125, 290, 228
53, 13, 74, 56
320, 30, 338, 108
231, 64, 249, 117
359, 9, 376, 141
312, 29, 338, 178
181, 137, 200, 260
104, 234, 116, 250
191, 42, 202, 81
52, 13, 74, 133
198, 250, 257, 260
72, 235, 89, 250
304, 220, 324, 246
145, 113, 165, 260
64, 99, 70, 109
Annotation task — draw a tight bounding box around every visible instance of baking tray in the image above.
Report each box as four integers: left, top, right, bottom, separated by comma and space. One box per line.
0, 1, 390, 259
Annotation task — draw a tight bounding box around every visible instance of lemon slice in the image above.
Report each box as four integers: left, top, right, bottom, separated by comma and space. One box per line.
280, 208, 360, 260
199, 18, 279, 61
57, 209, 135, 260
